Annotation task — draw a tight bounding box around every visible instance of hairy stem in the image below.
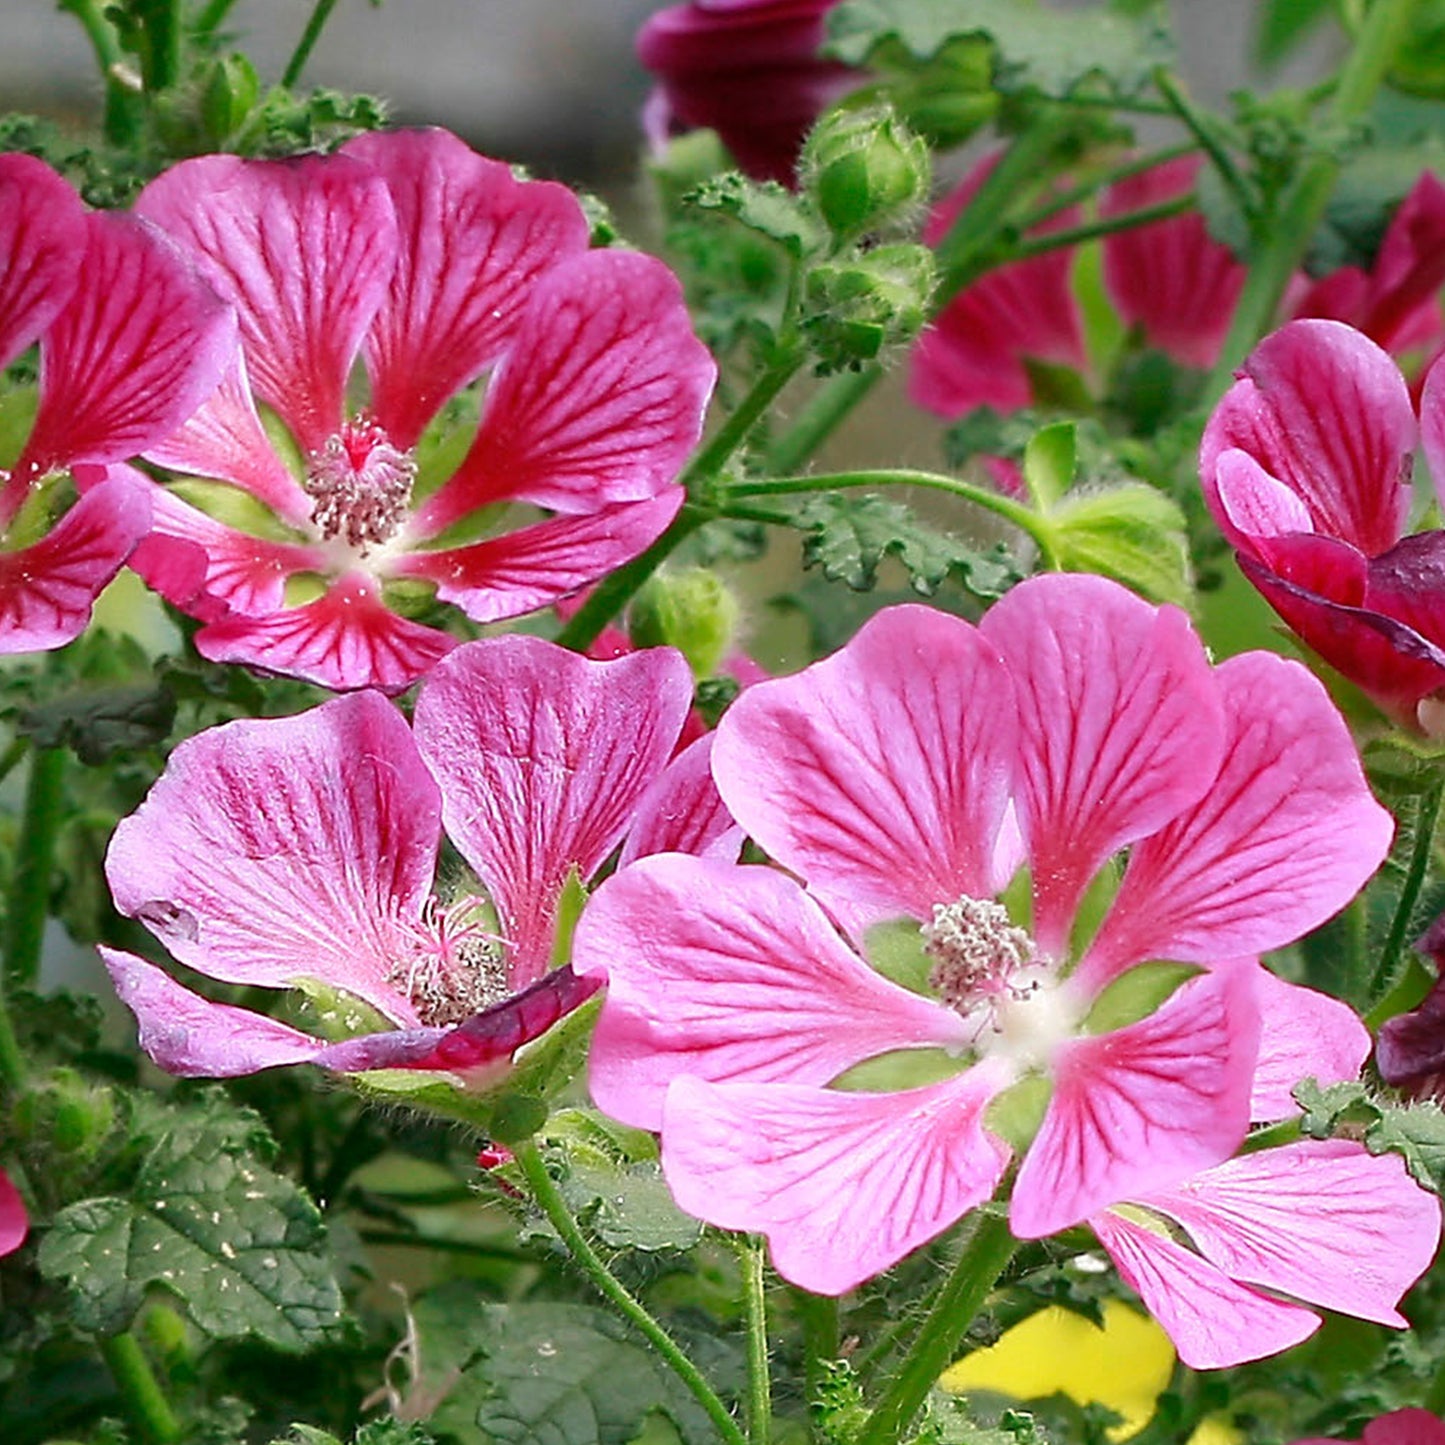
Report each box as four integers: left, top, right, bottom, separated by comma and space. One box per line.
740, 1237, 772, 1445
1008, 195, 1195, 262
4, 747, 66, 991
282, 0, 342, 88
100, 1332, 182, 1445
56, 0, 144, 143
1371, 776, 1445, 1014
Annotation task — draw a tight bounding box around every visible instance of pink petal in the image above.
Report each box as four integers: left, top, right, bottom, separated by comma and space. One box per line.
1249, 968, 1370, 1121
576, 854, 970, 1131
1360, 1409, 1445, 1445
0, 154, 84, 371
1378, 975, 1445, 1089
0, 470, 152, 653
1010, 968, 1258, 1238
661, 1070, 1012, 1294
135, 153, 397, 455
413, 636, 693, 988
619, 732, 742, 866
1101, 156, 1245, 370
105, 691, 439, 1023
101, 947, 332, 1076
1200, 320, 1415, 558
342, 129, 591, 448
413, 250, 714, 533
192, 573, 456, 692
392, 490, 683, 624
979, 575, 1225, 956
1080, 651, 1392, 988
1145, 1138, 1441, 1327
1211, 447, 1316, 546
1091, 1208, 1320, 1369
14, 212, 234, 487
712, 605, 1016, 925
1422, 351, 1445, 509
0, 1165, 28, 1256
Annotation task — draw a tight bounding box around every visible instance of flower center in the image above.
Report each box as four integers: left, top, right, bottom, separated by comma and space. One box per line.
304, 417, 416, 553
922, 896, 1037, 1013
393, 897, 510, 1028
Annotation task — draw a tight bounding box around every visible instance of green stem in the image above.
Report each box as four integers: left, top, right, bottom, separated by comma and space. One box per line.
1369, 776, 1445, 1016
135, 0, 183, 91
739, 1238, 772, 1445
765, 368, 882, 476
0, 737, 28, 790
194, 0, 243, 37
1152, 69, 1254, 218
793, 1289, 839, 1428
282, 0, 342, 88
100, 1332, 182, 1445
1008, 195, 1195, 262
854, 1211, 1016, 1445
56, 0, 144, 144
680, 347, 807, 496
513, 1141, 747, 1445
1018, 140, 1201, 229
4, 748, 66, 991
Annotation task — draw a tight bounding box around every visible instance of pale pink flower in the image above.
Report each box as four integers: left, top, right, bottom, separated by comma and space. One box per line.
574, 574, 1393, 1293
100, 635, 727, 1085
119, 128, 715, 692
1295, 1410, 1445, 1445
0, 1167, 26, 1256
0, 154, 232, 651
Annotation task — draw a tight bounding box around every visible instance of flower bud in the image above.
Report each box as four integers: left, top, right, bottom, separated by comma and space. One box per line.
801, 242, 935, 372
200, 55, 261, 146
12, 1068, 115, 1162
802, 105, 931, 238
630, 568, 742, 679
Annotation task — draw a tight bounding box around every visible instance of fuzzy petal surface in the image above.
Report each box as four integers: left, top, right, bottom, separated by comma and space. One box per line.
0, 154, 84, 371
619, 733, 742, 866
577, 854, 970, 1130
661, 1069, 1012, 1294
106, 691, 440, 1022
713, 604, 1015, 924
414, 636, 693, 987
1249, 968, 1370, 1121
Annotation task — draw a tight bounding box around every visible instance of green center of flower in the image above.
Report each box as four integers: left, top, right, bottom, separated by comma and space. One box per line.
305, 417, 416, 553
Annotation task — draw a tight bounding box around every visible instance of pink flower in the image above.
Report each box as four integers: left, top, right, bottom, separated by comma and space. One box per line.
1090, 969, 1440, 1369
0, 1167, 26, 1256
1295, 1410, 1445, 1445
1376, 914, 1445, 1094
120, 129, 715, 692
1199, 318, 1445, 728
573, 574, 1392, 1292
100, 634, 729, 1086
637, 0, 856, 184
0, 154, 232, 652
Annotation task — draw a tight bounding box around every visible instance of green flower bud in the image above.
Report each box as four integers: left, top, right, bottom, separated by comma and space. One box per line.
201, 55, 261, 146
629, 568, 742, 679
801, 242, 936, 373
12, 1068, 115, 1162
802, 105, 931, 239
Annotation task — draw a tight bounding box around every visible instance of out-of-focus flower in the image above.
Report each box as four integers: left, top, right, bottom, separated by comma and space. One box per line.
1199, 318, 1445, 730
100, 635, 730, 1092
120, 129, 715, 692
574, 574, 1391, 1293
1377, 915, 1445, 1093
637, 0, 856, 184
0, 154, 232, 652
1294, 1410, 1445, 1445
0, 1167, 26, 1255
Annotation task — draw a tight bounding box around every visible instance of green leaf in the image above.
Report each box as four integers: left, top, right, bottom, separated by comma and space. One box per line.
1254, 0, 1333, 68
1365, 1100, 1445, 1193
1042, 483, 1193, 608
18, 683, 176, 764
1306, 140, 1445, 274
688, 173, 827, 258
826, 0, 1173, 100
1021, 421, 1075, 511
38, 1094, 348, 1351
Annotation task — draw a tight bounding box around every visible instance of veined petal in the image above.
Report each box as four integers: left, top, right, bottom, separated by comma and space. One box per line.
0, 470, 152, 653
577, 855, 971, 1131
0, 154, 84, 371
105, 691, 440, 1022
980, 575, 1225, 956
392, 491, 683, 624
1200, 320, 1415, 558
413, 250, 714, 532
661, 1071, 1012, 1294
135, 153, 397, 455
413, 636, 693, 987
192, 573, 456, 692
1144, 1139, 1440, 1327
0, 1166, 27, 1257
1010, 968, 1258, 1239
713, 605, 1016, 923
1081, 652, 1392, 987
1249, 968, 1370, 1121
343, 128, 591, 448
1422, 351, 1445, 507
619, 732, 742, 867
1091, 1208, 1320, 1369
1210, 448, 1315, 548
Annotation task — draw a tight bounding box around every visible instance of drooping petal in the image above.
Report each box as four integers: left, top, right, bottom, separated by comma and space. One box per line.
576, 855, 971, 1130
1091, 1208, 1321, 1369
661, 1069, 1012, 1294
1248, 968, 1370, 1121
0, 153, 84, 371
619, 732, 742, 866
1209, 447, 1316, 546
713, 604, 1015, 924
1081, 651, 1392, 987
101, 947, 333, 1076
413, 250, 714, 532
1010, 967, 1258, 1238
0, 470, 152, 653
1144, 1139, 1440, 1327
0, 1165, 28, 1257
391, 491, 683, 624
414, 635, 693, 987
191, 573, 456, 693
105, 691, 440, 1023
343, 128, 591, 448
1365, 530, 1445, 656
135, 153, 397, 455
1200, 320, 1415, 558
980, 575, 1225, 956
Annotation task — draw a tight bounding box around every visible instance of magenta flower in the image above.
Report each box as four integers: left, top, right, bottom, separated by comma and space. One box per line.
1376, 914, 1445, 1094
573, 575, 1392, 1293
1295, 1410, 1445, 1445
0, 154, 232, 651
637, 0, 856, 184
1199, 318, 1445, 728
1090, 969, 1439, 1369
0, 1167, 26, 1256
99, 635, 720, 1087
120, 129, 715, 691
